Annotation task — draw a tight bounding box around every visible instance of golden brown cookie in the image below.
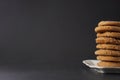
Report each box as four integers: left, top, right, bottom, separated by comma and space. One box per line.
97, 56, 120, 62
96, 37, 120, 45
95, 49, 120, 56
95, 26, 120, 33
96, 44, 120, 51
97, 61, 120, 67
98, 21, 120, 26
97, 32, 120, 39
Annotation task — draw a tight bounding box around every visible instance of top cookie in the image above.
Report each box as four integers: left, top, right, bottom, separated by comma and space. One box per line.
98, 21, 120, 26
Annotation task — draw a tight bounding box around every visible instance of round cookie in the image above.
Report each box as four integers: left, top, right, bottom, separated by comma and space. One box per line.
97, 32, 120, 39
98, 21, 120, 26
96, 44, 120, 51
95, 49, 120, 56
96, 37, 120, 45
97, 56, 120, 62
95, 26, 120, 33
97, 61, 120, 67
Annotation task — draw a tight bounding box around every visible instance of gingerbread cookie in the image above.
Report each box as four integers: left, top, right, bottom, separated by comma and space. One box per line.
97, 32, 120, 39
95, 26, 120, 33
97, 61, 120, 67
96, 37, 120, 44
94, 21, 120, 68
98, 21, 120, 26
95, 49, 120, 56
96, 44, 120, 51
97, 56, 120, 62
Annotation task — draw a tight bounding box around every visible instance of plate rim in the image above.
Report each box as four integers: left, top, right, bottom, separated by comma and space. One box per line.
82, 59, 120, 69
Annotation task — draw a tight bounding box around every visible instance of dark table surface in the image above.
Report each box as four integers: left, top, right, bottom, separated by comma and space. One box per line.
0, 63, 120, 80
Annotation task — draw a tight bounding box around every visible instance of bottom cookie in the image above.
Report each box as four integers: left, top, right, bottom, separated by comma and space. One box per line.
97, 61, 120, 67
97, 56, 120, 62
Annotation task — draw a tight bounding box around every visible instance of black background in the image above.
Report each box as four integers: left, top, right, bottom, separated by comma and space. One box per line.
0, 0, 120, 67
0, 0, 120, 80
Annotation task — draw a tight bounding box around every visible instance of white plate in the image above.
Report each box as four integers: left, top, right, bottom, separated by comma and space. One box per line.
83, 60, 120, 73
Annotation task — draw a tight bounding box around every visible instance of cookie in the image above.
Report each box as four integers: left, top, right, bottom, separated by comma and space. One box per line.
95, 49, 120, 56
95, 26, 120, 33
97, 32, 120, 39
97, 56, 120, 62
96, 37, 120, 45
96, 44, 120, 51
97, 61, 120, 67
98, 21, 120, 26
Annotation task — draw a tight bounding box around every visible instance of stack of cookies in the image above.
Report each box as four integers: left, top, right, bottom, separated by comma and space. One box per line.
95, 21, 120, 67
